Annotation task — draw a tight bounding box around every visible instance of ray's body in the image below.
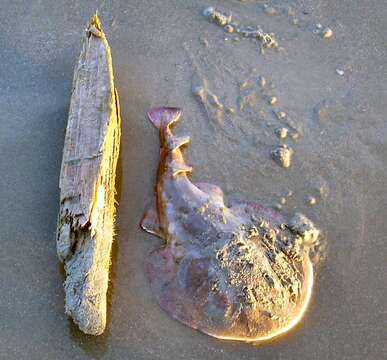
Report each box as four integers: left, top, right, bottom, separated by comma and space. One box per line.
141, 107, 314, 342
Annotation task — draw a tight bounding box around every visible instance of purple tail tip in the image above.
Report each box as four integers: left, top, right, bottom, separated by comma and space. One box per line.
147, 107, 182, 129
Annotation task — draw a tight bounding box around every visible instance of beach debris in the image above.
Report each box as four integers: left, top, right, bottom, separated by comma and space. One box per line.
275, 127, 288, 139
224, 24, 235, 33
271, 144, 293, 168
321, 27, 333, 39
318, 182, 329, 199
313, 100, 329, 121
263, 6, 279, 16
141, 107, 316, 342
240, 80, 252, 90
312, 23, 323, 34
203, 6, 232, 26
56, 15, 121, 335
307, 195, 317, 206
336, 68, 345, 76
313, 24, 334, 39
202, 7, 278, 50
238, 89, 259, 111
290, 132, 300, 141
199, 35, 210, 47
274, 202, 282, 210
226, 106, 236, 114
268, 96, 278, 105
258, 75, 267, 88
276, 111, 287, 120
235, 71, 304, 146
313, 98, 342, 122
192, 77, 225, 125
238, 26, 278, 49
260, 3, 300, 26
111, 17, 118, 31
192, 84, 224, 110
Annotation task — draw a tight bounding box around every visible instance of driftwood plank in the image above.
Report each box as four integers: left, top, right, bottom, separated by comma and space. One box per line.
56, 15, 121, 335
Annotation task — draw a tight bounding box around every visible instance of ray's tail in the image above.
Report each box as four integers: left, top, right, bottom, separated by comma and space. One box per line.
147, 107, 182, 130
147, 107, 192, 176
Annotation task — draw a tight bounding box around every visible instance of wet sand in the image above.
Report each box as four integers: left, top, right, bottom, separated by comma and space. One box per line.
0, 1, 386, 359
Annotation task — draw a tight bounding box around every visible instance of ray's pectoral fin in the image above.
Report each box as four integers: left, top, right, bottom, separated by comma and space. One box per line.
196, 182, 225, 205
141, 201, 164, 239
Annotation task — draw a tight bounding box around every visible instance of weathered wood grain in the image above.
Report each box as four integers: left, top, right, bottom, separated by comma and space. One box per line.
56, 15, 121, 335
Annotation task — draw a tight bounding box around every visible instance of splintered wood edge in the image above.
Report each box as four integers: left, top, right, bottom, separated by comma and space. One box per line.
56, 14, 121, 335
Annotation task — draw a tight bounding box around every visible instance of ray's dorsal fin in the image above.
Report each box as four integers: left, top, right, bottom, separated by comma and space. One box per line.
147, 107, 182, 129
170, 160, 193, 177
168, 135, 190, 151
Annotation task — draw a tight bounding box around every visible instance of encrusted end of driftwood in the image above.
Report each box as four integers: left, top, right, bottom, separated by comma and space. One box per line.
56, 14, 121, 335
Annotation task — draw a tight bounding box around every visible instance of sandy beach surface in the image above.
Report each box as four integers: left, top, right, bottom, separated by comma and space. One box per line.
0, 1, 386, 359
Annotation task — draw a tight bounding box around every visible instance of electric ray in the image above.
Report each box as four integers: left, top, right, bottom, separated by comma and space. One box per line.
141, 107, 317, 342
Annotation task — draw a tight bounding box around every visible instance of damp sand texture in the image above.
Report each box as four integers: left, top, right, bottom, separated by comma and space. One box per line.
0, 1, 386, 359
